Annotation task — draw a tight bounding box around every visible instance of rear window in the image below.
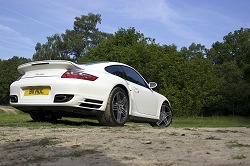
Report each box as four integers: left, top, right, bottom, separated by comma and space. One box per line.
105, 65, 125, 79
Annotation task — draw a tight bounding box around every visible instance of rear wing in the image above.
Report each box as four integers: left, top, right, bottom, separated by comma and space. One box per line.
17, 60, 82, 74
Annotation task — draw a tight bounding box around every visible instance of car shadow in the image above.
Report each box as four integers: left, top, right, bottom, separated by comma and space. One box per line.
0, 137, 127, 166
55, 119, 102, 126
27, 119, 102, 127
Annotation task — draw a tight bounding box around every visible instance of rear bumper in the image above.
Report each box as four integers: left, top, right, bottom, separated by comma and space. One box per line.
9, 77, 114, 114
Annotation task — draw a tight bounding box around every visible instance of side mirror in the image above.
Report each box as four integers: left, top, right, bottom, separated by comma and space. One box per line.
149, 82, 157, 89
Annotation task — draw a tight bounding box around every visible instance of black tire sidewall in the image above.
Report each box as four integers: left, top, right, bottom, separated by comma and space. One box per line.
109, 87, 129, 126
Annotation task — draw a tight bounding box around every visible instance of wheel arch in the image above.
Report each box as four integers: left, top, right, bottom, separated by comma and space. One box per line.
113, 84, 129, 99
162, 100, 173, 117
157, 96, 172, 118
163, 100, 171, 107
98, 83, 130, 126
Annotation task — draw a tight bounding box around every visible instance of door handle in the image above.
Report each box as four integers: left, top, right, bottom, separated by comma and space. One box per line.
134, 88, 139, 93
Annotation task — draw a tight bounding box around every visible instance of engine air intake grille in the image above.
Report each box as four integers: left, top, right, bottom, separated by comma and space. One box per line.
85, 99, 103, 104
79, 98, 103, 109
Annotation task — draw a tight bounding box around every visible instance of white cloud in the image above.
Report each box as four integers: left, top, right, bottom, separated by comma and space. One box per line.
0, 24, 34, 49
0, 24, 19, 34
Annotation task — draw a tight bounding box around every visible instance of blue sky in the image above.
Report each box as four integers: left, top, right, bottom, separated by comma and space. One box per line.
0, 0, 249, 60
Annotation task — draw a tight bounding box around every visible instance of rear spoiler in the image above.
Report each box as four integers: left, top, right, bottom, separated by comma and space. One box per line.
17, 60, 83, 74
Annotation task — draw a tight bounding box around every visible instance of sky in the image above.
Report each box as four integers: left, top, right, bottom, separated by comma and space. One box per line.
0, 0, 249, 60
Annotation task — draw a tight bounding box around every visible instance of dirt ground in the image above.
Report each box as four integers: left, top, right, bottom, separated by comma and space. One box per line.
0, 106, 249, 166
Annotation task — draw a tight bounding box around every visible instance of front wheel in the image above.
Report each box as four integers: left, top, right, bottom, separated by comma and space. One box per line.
97, 87, 129, 126
150, 103, 172, 127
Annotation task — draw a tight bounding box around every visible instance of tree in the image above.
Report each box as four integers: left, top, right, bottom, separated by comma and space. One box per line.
33, 34, 71, 61
0, 57, 30, 105
80, 27, 156, 66
207, 28, 250, 116
180, 43, 208, 60
213, 62, 250, 116
33, 13, 110, 62
207, 28, 250, 80
165, 44, 221, 116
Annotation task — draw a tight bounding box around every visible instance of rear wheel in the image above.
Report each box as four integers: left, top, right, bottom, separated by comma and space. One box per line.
150, 103, 172, 127
98, 87, 129, 126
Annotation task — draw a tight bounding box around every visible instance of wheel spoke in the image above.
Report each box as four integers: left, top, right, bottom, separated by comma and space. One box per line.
165, 112, 171, 117
120, 107, 127, 116
111, 91, 128, 124
120, 96, 126, 105
116, 93, 122, 103
162, 118, 170, 125
116, 111, 122, 122
113, 103, 119, 111
156, 119, 163, 126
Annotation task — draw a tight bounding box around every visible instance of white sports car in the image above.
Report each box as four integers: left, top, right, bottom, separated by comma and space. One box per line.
10, 60, 172, 127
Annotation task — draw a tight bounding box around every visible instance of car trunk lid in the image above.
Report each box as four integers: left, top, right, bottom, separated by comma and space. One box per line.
18, 60, 83, 78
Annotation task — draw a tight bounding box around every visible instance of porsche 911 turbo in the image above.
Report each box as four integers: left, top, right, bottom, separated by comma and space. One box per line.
10, 60, 172, 127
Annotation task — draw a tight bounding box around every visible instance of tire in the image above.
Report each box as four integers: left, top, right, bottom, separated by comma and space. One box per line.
150, 103, 172, 127
97, 87, 129, 126
30, 114, 61, 122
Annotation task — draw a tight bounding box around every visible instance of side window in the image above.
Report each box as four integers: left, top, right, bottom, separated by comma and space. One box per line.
105, 65, 125, 79
122, 66, 148, 88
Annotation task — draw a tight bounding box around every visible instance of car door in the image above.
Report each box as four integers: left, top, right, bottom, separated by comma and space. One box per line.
121, 66, 158, 116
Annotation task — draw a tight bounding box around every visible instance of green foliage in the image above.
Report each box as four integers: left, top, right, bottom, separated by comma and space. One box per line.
207, 28, 250, 85
33, 13, 110, 62
0, 57, 30, 105
208, 28, 250, 67
166, 44, 221, 116
207, 28, 250, 116
1, 13, 250, 117
213, 62, 250, 116
33, 34, 71, 61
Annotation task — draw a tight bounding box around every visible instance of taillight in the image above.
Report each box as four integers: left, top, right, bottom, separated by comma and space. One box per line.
61, 70, 98, 81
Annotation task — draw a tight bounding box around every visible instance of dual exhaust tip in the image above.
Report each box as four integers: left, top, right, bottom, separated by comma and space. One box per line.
54, 94, 74, 103
10, 94, 74, 103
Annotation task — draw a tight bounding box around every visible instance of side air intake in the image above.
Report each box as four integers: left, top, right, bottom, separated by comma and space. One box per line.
79, 99, 103, 109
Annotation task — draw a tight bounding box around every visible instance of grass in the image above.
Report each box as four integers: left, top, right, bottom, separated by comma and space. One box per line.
171, 116, 250, 128
226, 140, 250, 148
232, 154, 246, 160
123, 156, 136, 160
26, 155, 49, 164
206, 136, 222, 140
0, 109, 100, 128
215, 129, 239, 133
0, 108, 250, 128
30, 137, 61, 147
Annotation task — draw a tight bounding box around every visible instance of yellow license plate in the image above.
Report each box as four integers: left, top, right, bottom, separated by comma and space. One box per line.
24, 87, 50, 96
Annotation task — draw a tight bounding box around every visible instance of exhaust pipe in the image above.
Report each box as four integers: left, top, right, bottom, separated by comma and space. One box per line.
54, 94, 74, 103
10, 95, 18, 103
